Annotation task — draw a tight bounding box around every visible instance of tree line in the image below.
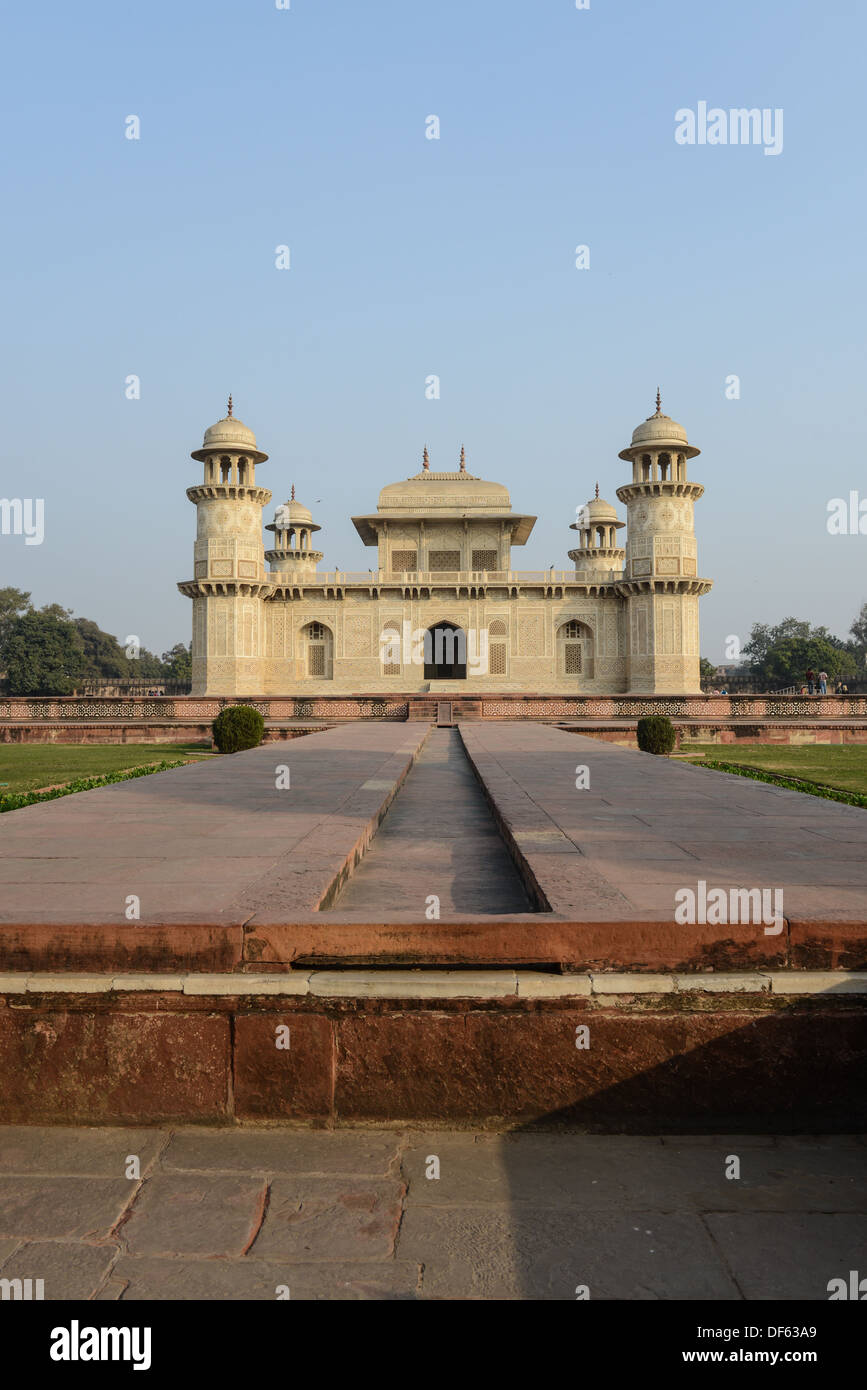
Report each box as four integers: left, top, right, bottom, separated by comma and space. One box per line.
704, 604, 867, 690
0, 587, 191, 696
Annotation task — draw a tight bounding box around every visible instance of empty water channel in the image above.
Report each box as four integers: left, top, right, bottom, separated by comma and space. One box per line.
330, 728, 533, 914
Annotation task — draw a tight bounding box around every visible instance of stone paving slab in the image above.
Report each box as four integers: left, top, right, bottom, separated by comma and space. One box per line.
98, 1257, 421, 1301
160, 1129, 401, 1176
397, 1133, 867, 1211
0, 1177, 134, 1241
0, 1241, 117, 1300
250, 1177, 406, 1262
0, 1127, 861, 1299
0, 1127, 166, 1175
704, 1213, 867, 1301
0, 723, 430, 930
460, 723, 867, 927
397, 1208, 740, 1300
122, 1175, 267, 1257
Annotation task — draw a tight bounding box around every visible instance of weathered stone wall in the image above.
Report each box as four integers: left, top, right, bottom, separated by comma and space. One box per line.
1, 987, 863, 1127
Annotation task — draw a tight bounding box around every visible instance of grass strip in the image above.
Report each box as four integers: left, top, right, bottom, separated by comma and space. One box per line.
686, 758, 867, 810
0, 759, 190, 813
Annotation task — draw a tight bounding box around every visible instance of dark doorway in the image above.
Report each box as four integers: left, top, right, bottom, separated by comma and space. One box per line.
424, 622, 467, 680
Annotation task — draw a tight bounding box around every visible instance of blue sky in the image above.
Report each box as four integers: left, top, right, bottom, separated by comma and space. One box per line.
1, 0, 865, 662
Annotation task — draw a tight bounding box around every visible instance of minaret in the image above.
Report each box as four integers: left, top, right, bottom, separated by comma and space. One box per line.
568, 483, 625, 577
177, 398, 271, 695
265, 485, 324, 581
615, 393, 712, 694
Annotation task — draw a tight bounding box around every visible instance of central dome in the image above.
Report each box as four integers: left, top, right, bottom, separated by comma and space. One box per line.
377, 471, 512, 512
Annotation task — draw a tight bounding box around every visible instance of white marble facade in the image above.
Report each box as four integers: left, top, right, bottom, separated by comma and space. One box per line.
178, 399, 712, 696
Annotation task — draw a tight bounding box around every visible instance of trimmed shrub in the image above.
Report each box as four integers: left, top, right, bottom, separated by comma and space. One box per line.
636, 714, 676, 755
212, 705, 265, 754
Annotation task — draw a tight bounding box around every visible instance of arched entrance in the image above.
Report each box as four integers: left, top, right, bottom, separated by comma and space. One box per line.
424, 622, 466, 680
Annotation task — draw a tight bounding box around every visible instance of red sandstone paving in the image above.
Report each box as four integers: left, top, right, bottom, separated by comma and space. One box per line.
0, 1177, 133, 1240
2, 720, 866, 977
460, 724, 867, 922
250, 1177, 406, 1262
121, 1175, 267, 1257
396, 1208, 739, 1299
0, 1242, 118, 1300
0, 1127, 165, 1175
0, 724, 429, 926
0, 1128, 863, 1300
160, 1129, 400, 1175
96, 1257, 421, 1301
704, 1214, 867, 1300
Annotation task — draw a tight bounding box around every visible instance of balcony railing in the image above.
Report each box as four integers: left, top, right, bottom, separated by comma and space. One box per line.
286, 569, 621, 585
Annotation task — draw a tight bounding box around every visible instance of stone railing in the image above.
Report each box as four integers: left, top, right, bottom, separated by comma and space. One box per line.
478, 694, 867, 720
305, 570, 592, 585
1, 693, 865, 723
0, 696, 410, 721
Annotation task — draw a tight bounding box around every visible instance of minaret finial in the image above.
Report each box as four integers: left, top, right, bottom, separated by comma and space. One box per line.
291, 483, 295, 501
595, 481, 599, 499
459, 445, 466, 473
422, 445, 430, 471
655, 387, 662, 416
227, 393, 233, 418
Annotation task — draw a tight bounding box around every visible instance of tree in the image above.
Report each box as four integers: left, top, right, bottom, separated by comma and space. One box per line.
0, 587, 32, 658
74, 618, 130, 680
699, 657, 717, 685
3, 609, 86, 695
137, 646, 167, 680
161, 642, 192, 685
850, 602, 867, 676
743, 617, 857, 689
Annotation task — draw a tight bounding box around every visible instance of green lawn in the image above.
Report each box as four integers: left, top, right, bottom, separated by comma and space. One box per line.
683, 743, 867, 797
0, 743, 213, 795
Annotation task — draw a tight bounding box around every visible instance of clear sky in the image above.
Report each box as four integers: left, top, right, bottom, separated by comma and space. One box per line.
1, 0, 864, 663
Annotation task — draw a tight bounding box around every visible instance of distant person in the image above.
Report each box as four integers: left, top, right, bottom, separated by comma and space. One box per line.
720, 687, 728, 695
818, 670, 828, 695
805, 667, 815, 694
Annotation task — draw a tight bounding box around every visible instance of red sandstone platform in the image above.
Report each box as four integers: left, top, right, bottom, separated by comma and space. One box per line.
2, 724, 866, 1125
0, 721, 865, 974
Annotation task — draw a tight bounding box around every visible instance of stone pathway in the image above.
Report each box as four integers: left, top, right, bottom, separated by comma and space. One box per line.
0, 723, 429, 925
2, 720, 866, 932
331, 728, 531, 914
0, 1127, 863, 1300
460, 723, 867, 922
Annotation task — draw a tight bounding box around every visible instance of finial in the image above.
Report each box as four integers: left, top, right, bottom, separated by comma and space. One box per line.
595, 481, 599, 499
459, 445, 466, 473
422, 446, 430, 471
227, 393, 233, 418
655, 387, 662, 416
290, 483, 295, 501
